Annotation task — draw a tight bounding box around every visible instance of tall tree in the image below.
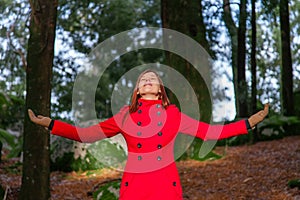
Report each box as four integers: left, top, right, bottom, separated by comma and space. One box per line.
279, 0, 294, 116
19, 0, 57, 199
161, 0, 213, 160
161, 0, 212, 121
223, 0, 248, 118
250, 0, 258, 141
237, 0, 248, 117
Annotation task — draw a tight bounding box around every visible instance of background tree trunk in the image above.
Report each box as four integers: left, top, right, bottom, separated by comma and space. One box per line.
19, 0, 57, 199
250, 0, 258, 142
223, 0, 239, 117
223, 0, 248, 118
279, 0, 294, 116
161, 0, 212, 121
237, 0, 248, 117
161, 0, 213, 160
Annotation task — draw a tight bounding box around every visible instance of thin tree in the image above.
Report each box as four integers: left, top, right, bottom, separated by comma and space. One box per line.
223, 0, 248, 118
250, 0, 258, 142
237, 0, 248, 117
279, 0, 294, 116
19, 0, 57, 199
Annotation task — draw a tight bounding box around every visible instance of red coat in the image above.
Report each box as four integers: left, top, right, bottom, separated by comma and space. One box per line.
51, 98, 248, 200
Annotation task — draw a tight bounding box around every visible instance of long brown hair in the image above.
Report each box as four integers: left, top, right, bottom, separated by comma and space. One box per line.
129, 69, 170, 113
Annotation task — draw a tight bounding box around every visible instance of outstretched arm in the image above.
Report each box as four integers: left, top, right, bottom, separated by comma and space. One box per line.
179, 104, 269, 141
28, 108, 125, 143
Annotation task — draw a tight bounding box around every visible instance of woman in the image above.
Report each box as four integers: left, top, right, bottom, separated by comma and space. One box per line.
28, 69, 269, 200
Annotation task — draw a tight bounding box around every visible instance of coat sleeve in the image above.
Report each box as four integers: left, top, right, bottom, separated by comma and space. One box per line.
177, 110, 249, 141
51, 106, 128, 143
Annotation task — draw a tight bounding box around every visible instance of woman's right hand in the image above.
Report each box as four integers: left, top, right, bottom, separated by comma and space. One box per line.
28, 109, 52, 128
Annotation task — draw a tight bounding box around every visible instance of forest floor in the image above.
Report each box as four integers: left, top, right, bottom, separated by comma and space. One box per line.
1, 135, 300, 200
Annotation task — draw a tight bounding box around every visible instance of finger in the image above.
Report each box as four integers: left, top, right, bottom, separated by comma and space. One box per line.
264, 103, 269, 110
37, 115, 44, 119
28, 109, 36, 120
263, 103, 269, 114
28, 109, 33, 116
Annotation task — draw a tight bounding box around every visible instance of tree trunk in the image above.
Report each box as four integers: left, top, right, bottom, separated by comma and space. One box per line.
237, 0, 248, 117
223, 0, 248, 118
161, 0, 212, 160
250, 0, 258, 142
161, 0, 212, 121
223, 0, 239, 117
280, 0, 294, 116
19, 0, 57, 199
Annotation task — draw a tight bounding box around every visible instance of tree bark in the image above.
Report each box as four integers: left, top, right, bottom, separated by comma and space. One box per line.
161, 0, 212, 121
223, 0, 248, 118
161, 0, 212, 160
19, 0, 57, 199
280, 0, 294, 116
223, 0, 239, 116
250, 0, 258, 142
237, 0, 248, 117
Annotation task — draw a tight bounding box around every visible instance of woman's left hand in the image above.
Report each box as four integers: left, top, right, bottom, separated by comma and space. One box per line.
248, 104, 269, 128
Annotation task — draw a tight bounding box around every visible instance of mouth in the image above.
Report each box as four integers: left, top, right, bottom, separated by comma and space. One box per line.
143, 83, 152, 87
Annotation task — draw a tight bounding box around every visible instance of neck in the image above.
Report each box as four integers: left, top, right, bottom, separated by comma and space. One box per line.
140, 94, 159, 100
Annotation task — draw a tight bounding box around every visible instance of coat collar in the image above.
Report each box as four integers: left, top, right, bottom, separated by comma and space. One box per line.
138, 98, 162, 106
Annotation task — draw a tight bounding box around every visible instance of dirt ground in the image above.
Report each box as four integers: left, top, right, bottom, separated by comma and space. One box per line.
1, 136, 300, 200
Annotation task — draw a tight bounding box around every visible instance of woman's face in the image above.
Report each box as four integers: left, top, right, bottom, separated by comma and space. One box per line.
137, 72, 161, 99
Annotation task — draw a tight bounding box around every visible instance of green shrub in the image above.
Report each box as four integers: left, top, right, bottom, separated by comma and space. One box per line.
92, 179, 121, 200
288, 179, 300, 189
50, 135, 127, 172
0, 184, 4, 200
258, 115, 300, 140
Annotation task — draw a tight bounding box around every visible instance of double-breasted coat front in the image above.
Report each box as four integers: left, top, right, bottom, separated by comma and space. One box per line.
51, 98, 249, 200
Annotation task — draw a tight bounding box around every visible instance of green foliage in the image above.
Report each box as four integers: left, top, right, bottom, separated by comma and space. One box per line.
176, 136, 223, 161
0, 127, 21, 159
217, 115, 300, 146
258, 115, 300, 139
188, 139, 222, 161
0, 92, 23, 159
71, 152, 105, 172
294, 90, 300, 117
0, 128, 15, 148
197, 150, 222, 161
50, 136, 127, 172
4, 136, 22, 159
288, 179, 300, 189
0, 183, 4, 200
0, 0, 28, 102
50, 146, 105, 172
0, 92, 24, 129
88, 139, 127, 169
92, 179, 121, 200
219, 134, 252, 146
